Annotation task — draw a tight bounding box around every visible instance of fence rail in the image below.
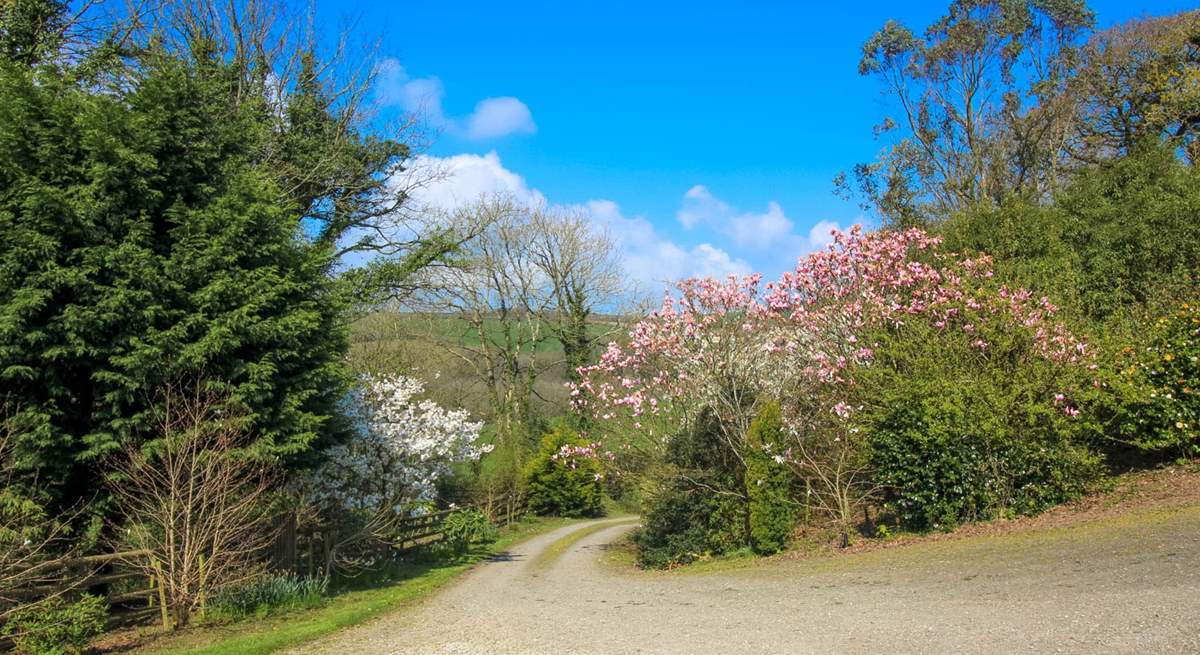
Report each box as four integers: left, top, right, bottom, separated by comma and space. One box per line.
2, 494, 531, 643
1, 549, 157, 644
269, 492, 530, 573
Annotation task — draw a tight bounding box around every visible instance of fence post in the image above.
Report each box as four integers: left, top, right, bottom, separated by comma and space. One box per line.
148, 558, 171, 631
197, 553, 207, 622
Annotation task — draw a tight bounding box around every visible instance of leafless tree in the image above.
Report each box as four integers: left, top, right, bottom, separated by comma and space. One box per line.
106, 381, 275, 629
406, 197, 633, 469
528, 205, 626, 388
782, 399, 881, 547
409, 197, 550, 449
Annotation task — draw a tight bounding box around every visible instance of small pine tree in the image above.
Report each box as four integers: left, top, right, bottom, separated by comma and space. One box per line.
745, 402, 795, 554
523, 426, 604, 518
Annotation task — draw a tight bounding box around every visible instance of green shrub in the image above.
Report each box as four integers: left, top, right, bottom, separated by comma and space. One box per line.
8, 594, 107, 655
523, 426, 604, 518
210, 573, 327, 620
633, 410, 749, 568
632, 482, 749, 569
744, 403, 794, 554
940, 145, 1200, 323
439, 508, 498, 556
1130, 301, 1200, 457
861, 320, 1102, 531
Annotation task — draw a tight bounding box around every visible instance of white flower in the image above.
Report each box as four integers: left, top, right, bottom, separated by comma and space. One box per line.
300, 374, 489, 515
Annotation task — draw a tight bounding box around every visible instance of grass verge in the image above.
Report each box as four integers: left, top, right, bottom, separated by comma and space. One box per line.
128, 516, 578, 655
601, 463, 1200, 577
530, 516, 638, 569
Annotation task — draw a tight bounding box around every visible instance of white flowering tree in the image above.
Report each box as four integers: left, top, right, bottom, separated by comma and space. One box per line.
298, 374, 489, 572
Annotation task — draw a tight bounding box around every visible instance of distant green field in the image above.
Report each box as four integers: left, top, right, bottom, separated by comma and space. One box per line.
347, 312, 625, 418
352, 312, 619, 353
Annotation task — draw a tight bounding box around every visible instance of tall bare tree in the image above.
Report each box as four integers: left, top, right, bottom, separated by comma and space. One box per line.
106, 381, 275, 629
528, 205, 625, 390
843, 0, 1094, 226
408, 197, 629, 457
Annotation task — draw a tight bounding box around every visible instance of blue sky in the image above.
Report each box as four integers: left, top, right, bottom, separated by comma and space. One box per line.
320, 0, 1196, 288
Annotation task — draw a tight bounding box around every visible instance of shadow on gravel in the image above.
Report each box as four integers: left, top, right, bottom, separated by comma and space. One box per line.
486, 551, 526, 562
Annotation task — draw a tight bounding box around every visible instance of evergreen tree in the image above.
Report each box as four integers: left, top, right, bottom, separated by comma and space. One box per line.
0, 26, 348, 505
744, 403, 795, 555
524, 426, 604, 518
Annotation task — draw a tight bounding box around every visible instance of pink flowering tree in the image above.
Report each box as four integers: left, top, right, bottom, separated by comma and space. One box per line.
575, 226, 1095, 535
573, 273, 781, 462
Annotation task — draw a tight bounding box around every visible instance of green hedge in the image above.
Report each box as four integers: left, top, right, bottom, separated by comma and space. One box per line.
862, 321, 1102, 531
633, 410, 750, 568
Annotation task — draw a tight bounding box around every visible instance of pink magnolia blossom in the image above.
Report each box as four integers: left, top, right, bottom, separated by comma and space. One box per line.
573, 226, 1093, 448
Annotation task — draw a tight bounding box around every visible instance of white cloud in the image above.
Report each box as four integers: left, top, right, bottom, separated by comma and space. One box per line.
678, 184, 795, 250
376, 59, 536, 141
804, 219, 841, 251
675, 185, 852, 271
407, 151, 547, 210
464, 97, 537, 140
585, 200, 751, 287
399, 153, 749, 291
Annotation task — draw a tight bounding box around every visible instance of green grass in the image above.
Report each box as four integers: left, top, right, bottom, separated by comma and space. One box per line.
136, 516, 578, 655
602, 501, 1200, 578
531, 516, 638, 569
352, 312, 619, 355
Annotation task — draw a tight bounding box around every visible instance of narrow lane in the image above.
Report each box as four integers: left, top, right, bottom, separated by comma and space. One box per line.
294, 507, 1200, 654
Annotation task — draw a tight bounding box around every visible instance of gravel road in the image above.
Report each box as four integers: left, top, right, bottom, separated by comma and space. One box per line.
292, 506, 1200, 654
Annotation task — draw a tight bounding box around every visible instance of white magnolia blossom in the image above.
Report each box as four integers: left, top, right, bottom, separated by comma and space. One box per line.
304, 374, 490, 514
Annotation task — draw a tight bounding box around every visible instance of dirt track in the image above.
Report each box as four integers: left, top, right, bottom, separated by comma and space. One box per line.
293, 505, 1200, 654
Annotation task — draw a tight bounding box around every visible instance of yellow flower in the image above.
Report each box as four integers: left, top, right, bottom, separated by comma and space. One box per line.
1163, 353, 1175, 361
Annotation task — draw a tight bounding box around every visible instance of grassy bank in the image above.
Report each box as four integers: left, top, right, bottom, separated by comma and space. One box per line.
531, 516, 639, 569
128, 516, 578, 655
602, 463, 1200, 577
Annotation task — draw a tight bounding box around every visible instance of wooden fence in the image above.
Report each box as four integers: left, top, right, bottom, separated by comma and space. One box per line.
390, 493, 529, 552
2, 494, 530, 643
269, 492, 529, 573
479, 492, 529, 527
1, 549, 159, 641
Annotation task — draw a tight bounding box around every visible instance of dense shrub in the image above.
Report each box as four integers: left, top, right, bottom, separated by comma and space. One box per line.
633, 411, 749, 568
439, 508, 498, 555
861, 321, 1103, 531
632, 483, 749, 569
7, 594, 107, 655
1129, 301, 1200, 457
941, 145, 1200, 322
0, 49, 353, 510
524, 426, 604, 517
744, 403, 794, 554
210, 573, 327, 620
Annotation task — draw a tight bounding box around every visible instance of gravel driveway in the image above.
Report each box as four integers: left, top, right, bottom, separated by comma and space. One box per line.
292, 506, 1200, 654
